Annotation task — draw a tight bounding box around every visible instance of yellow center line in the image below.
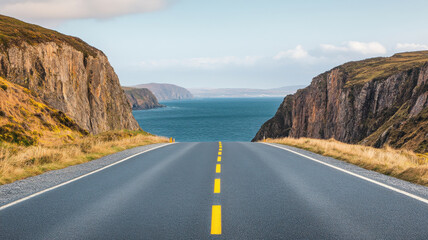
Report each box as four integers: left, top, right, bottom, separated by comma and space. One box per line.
216, 164, 221, 173
212, 142, 222, 235
211, 205, 221, 234
214, 178, 221, 193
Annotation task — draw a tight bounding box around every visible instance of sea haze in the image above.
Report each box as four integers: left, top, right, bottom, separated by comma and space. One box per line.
132, 98, 283, 142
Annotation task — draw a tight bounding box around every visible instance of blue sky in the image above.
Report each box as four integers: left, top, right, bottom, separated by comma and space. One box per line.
3, 0, 428, 88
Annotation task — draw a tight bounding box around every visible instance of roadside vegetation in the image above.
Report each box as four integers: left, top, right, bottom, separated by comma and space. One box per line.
264, 137, 428, 186
0, 76, 168, 185
0, 130, 168, 185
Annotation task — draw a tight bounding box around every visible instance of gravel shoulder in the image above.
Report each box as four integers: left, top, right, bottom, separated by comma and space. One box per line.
266, 143, 428, 200
3, 142, 428, 208
0, 143, 170, 206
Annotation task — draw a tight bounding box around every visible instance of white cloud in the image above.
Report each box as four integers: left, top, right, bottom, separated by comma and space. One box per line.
396, 43, 428, 51
319, 44, 348, 52
1, 0, 168, 21
138, 56, 261, 70
321, 41, 387, 55
348, 41, 386, 55
274, 45, 308, 60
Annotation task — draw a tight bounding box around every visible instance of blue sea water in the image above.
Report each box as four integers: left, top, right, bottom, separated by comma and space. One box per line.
132, 98, 283, 142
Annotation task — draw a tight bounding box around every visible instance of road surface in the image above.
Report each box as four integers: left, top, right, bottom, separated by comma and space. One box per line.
2, 142, 428, 239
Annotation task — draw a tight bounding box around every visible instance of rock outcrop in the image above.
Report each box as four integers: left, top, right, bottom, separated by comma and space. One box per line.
253, 51, 428, 153
0, 77, 87, 146
133, 83, 193, 101
0, 15, 139, 134
123, 87, 164, 110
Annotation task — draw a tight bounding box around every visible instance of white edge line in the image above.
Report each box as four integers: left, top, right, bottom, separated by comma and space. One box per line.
0, 143, 175, 211
262, 142, 428, 205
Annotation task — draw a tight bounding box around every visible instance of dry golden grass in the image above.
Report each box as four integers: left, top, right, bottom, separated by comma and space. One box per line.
264, 137, 428, 186
0, 77, 88, 146
341, 50, 428, 86
0, 76, 168, 185
0, 130, 168, 185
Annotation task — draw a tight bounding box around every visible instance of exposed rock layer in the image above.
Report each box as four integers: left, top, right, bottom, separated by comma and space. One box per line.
0, 77, 87, 146
0, 15, 139, 134
123, 87, 164, 110
253, 51, 428, 153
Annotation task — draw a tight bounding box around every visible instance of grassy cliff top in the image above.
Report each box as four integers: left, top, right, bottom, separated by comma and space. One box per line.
0, 14, 98, 57
339, 51, 428, 86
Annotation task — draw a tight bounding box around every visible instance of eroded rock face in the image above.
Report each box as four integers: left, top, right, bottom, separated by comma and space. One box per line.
0, 42, 140, 134
253, 58, 428, 153
123, 87, 164, 110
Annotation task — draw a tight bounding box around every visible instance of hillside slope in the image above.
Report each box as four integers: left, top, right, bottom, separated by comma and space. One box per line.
0, 77, 87, 146
253, 51, 428, 153
0, 15, 139, 134
123, 87, 164, 110
133, 83, 193, 101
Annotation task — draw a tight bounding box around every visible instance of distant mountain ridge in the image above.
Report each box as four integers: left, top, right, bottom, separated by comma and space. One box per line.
253, 51, 428, 153
122, 87, 164, 110
132, 83, 193, 101
189, 85, 305, 98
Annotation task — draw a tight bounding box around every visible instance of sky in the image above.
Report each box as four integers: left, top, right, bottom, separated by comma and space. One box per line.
2, 0, 428, 88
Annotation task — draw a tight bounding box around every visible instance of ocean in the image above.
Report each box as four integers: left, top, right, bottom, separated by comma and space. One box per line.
132, 98, 283, 142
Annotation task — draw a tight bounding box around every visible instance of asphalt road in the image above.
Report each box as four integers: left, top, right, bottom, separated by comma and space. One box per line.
2, 142, 428, 239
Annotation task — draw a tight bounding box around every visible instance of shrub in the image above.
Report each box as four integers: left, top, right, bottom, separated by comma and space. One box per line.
0, 124, 38, 146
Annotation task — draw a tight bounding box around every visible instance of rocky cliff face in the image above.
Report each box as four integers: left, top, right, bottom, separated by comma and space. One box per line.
253, 51, 428, 153
0, 15, 139, 134
0, 77, 87, 146
133, 83, 193, 101
123, 87, 164, 110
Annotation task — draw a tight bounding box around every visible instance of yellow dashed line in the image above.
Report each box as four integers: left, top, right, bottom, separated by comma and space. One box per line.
216, 164, 221, 173
212, 142, 223, 235
211, 205, 222, 234
214, 179, 221, 193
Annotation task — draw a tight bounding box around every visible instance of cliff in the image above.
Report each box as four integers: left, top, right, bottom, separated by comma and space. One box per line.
253, 51, 428, 153
123, 87, 164, 110
0, 77, 87, 146
133, 83, 193, 101
0, 15, 140, 134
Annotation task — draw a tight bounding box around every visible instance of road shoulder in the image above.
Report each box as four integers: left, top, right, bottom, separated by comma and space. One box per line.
264, 142, 428, 201
0, 143, 170, 207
